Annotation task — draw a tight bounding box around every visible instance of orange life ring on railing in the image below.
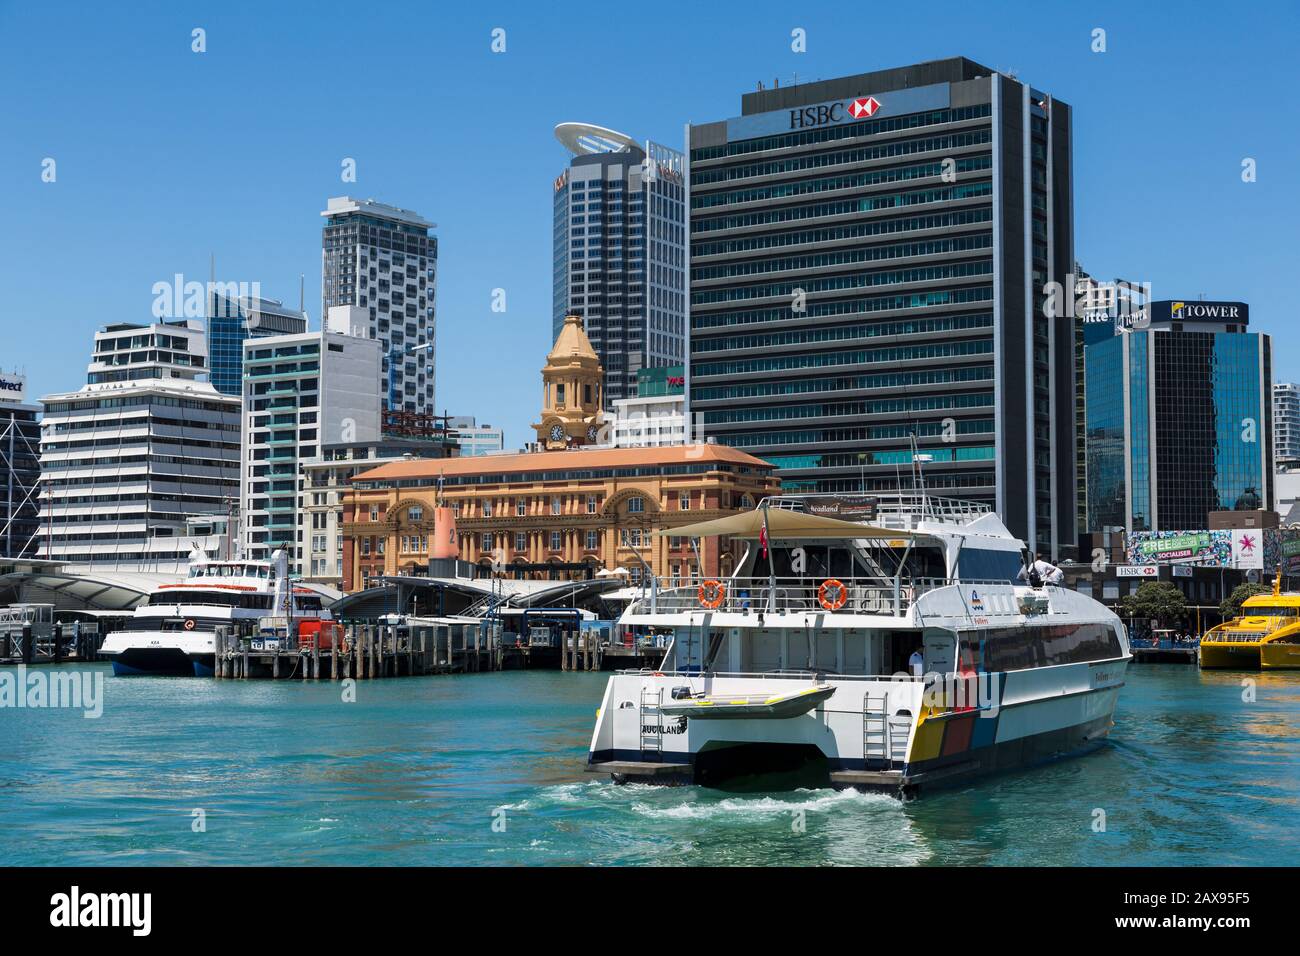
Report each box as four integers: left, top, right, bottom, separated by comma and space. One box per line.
818, 578, 848, 612
698, 579, 726, 609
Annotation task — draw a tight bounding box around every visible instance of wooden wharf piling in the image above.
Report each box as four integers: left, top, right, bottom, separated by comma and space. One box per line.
213, 619, 502, 680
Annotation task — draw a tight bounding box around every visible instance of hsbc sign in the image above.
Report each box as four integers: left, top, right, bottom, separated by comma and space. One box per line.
725, 83, 948, 140
789, 95, 881, 130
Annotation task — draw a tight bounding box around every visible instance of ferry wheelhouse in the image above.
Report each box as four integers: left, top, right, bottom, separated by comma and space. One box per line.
586, 494, 1131, 795
99, 549, 332, 676
1199, 570, 1300, 670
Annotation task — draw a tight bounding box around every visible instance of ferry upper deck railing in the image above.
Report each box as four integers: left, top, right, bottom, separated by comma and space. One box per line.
759, 493, 992, 530
628, 578, 908, 615
624, 576, 1041, 617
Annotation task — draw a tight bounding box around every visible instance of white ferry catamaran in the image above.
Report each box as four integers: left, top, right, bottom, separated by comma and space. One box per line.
586, 493, 1131, 795
99, 548, 332, 676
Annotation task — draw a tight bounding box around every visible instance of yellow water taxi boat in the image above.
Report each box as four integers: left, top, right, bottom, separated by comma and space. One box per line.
1200, 570, 1300, 670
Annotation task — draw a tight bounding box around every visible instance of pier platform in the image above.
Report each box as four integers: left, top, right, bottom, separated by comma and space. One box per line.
214, 620, 494, 680
1130, 640, 1198, 664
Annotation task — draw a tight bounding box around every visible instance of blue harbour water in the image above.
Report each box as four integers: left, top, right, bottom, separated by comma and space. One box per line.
0, 664, 1295, 866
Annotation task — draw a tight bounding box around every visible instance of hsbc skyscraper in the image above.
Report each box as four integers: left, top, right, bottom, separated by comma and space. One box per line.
687, 57, 1078, 556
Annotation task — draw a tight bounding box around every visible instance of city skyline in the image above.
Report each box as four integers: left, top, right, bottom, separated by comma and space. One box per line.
3, 2, 1298, 451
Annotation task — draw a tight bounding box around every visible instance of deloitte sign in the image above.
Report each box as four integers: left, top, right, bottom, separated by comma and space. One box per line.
0, 373, 25, 402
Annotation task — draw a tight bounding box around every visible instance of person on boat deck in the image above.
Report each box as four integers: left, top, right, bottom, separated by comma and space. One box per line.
909, 647, 924, 677
1019, 552, 1063, 588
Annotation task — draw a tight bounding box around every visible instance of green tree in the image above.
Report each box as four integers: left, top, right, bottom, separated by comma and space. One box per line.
1218, 582, 1270, 619
1116, 581, 1187, 628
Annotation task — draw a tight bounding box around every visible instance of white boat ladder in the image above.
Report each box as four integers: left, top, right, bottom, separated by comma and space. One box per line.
639, 685, 664, 756
863, 693, 890, 763
864, 694, 911, 766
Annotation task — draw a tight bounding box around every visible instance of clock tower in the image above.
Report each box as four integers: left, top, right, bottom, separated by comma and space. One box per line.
534, 314, 608, 450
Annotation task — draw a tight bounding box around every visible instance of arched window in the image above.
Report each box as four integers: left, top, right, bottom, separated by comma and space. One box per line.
627, 496, 645, 514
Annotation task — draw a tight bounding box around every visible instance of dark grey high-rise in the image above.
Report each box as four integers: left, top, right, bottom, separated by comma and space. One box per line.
687, 58, 1076, 555
553, 124, 686, 408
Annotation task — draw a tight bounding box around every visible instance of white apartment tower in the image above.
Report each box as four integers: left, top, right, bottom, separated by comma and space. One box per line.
1274, 382, 1300, 465
38, 320, 241, 572
321, 197, 437, 416
239, 329, 382, 574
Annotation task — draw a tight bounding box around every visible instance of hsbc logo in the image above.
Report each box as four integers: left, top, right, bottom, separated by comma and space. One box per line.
788, 95, 883, 130
850, 96, 881, 118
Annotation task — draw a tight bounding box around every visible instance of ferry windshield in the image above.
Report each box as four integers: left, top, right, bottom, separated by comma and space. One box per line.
147, 591, 273, 609
956, 547, 1023, 583
1239, 606, 1300, 618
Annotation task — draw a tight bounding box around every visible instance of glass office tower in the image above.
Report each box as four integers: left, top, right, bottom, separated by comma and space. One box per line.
686, 58, 1077, 555
1085, 301, 1272, 532
207, 293, 308, 396
553, 124, 686, 408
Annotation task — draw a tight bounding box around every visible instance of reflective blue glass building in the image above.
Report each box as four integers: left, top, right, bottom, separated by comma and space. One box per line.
207, 293, 308, 396
1085, 301, 1272, 532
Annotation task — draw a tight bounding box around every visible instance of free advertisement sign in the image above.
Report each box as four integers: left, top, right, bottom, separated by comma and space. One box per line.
1280, 534, 1300, 575
1133, 532, 1214, 563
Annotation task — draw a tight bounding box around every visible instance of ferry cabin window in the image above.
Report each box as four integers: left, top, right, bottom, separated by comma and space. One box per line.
862, 544, 946, 582
955, 548, 1022, 583
1239, 606, 1300, 618
757, 544, 867, 579
977, 623, 1123, 671
147, 591, 274, 610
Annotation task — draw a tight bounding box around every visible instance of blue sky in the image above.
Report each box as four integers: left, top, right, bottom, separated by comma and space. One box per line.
2, 0, 1296, 447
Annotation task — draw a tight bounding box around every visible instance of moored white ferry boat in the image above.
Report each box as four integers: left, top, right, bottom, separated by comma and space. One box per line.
100, 549, 332, 676
586, 494, 1131, 795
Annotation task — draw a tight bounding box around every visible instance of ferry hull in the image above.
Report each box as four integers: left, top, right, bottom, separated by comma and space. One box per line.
1202, 639, 1300, 670
587, 663, 1126, 796
101, 632, 217, 677
1199, 642, 1261, 669
108, 647, 200, 677
1261, 641, 1300, 670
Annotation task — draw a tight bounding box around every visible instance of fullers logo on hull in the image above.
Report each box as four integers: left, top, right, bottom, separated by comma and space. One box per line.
789, 95, 882, 129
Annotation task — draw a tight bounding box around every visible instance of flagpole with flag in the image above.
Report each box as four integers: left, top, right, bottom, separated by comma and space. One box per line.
761, 499, 776, 612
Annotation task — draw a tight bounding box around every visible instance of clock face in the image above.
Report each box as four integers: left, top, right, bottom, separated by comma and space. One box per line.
550, 424, 565, 442
587, 425, 598, 442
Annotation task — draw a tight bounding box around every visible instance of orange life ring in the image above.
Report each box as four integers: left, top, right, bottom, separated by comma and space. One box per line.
818, 578, 848, 611
183, 619, 196, 631
698, 579, 726, 609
